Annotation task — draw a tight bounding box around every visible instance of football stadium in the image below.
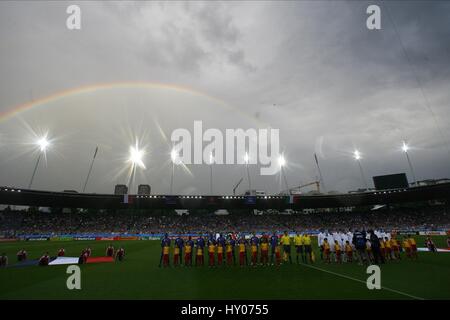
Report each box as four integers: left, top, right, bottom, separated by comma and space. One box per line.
1, 0, 450, 306
1, 182, 450, 300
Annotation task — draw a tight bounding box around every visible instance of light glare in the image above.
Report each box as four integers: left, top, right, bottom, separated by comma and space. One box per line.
171, 149, 178, 162
37, 137, 50, 152
402, 141, 409, 153
279, 155, 286, 167
244, 152, 249, 164
353, 150, 361, 160
128, 144, 145, 169
171, 148, 183, 165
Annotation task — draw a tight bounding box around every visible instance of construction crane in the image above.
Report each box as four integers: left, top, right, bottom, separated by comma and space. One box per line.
288, 181, 321, 195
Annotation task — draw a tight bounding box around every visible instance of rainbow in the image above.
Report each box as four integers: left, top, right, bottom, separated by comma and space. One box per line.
0, 81, 233, 122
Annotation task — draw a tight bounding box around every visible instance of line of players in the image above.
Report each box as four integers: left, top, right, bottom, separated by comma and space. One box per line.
159, 229, 426, 268
158, 231, 314, 268
317, 230, 419, 265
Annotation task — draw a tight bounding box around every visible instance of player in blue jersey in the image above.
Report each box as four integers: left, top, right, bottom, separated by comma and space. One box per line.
250, 234, 260, 266
206, 234, 216, 266
229, 236, 236, 265
175, 236, 184, 265
195, 235, 206, 266
217, 233, 226, 248
216, 234, 226, 266
352, 229, 368, 265
207, 233, 215, 245
238, 237, 248, 266
270, 232, 279, 265
159, 233, 171, 267
185, 236, 195, 266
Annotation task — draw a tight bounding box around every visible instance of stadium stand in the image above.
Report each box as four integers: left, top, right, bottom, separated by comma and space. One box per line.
1, 206, 449, 237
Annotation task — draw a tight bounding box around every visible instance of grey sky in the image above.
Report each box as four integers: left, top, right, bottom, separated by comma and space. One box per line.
0, 1, 449, 195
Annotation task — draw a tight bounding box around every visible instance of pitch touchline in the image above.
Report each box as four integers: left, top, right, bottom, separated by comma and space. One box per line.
301, 263, 425, 300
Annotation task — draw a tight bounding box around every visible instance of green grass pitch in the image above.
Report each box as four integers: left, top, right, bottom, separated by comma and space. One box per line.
0, 236, 449, 299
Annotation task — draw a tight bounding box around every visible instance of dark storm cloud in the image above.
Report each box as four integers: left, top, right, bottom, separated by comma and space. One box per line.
0, 1, 449, 194
99, 1, 254, 74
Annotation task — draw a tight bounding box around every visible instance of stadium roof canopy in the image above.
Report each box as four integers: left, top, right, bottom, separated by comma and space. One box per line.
1, 183, 449, 210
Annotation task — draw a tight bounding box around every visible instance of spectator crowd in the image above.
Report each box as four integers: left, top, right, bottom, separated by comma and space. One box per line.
0, 206, 449, 236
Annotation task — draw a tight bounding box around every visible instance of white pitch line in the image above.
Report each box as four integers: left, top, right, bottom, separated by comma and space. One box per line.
301, 263, 425, 300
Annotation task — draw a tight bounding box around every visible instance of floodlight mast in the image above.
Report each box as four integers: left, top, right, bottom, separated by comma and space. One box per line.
28, 153, 41, 189
209, 152, 213, 195
82, 146, 98, 193
28, 137, 50, 189
128, 165, 136, 194
233, 177, 244, 195
402, 141, 417, 186
127, 143, 145, 194
279, 155, 289, 195
244, 152, 252, 193
314, 153, 326, 193
170, 149, 178, 195
353, 150, 369, 191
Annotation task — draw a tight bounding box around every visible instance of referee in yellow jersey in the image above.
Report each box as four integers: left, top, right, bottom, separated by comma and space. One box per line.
294, 232, 303, 264
303, 234, 313, 263
281, 231, 292, 264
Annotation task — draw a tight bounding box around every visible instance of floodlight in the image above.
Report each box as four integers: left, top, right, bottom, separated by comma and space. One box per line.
244, 152, 249, 164
402, 141, 409, 153
401, 140, 417, 186
171, 148, 180, 164
37, 137, 50, 152
129, 144, 145, 169
29, 136, 51, 189
279, 155, 286, 167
